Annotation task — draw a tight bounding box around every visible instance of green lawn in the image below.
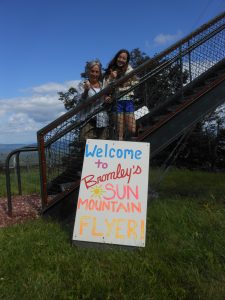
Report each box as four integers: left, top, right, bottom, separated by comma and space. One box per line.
0, 169, 225, 300
0, 168, 40, 197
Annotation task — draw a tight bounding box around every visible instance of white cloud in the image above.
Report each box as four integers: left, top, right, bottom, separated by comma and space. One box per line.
0, 80, 80, 144
145, 30, 183, 50
22, 80, 80, 94
0, 110, 5, 117
153, 30, 183, 46
7, 113, 39, 132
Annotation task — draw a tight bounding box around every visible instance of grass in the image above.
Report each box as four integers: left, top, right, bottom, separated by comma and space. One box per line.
0, 168, 225, 299
0, 168, 40, 197
150, 167, 225, 199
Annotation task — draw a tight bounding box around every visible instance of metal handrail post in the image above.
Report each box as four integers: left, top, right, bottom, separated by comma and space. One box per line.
4, 146, 38, 215
5, 153, 12, 216
16, 152, 22, 195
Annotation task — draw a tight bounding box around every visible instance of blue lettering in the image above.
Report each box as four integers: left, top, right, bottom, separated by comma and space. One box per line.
135, 150, 142, 159
117, 149, 123, 158
109, 148, 115, 158
124, 149, 133, 159
85, 143, 143, 159
96, 148, 103, 157
104, 143, 108, 157
85, 144, 97, 157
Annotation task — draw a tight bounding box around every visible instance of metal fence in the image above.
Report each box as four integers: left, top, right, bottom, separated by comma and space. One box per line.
37, 12, 225, 208
4, 147, 40, 215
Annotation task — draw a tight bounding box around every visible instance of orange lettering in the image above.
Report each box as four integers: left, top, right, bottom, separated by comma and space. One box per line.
91, 217, 103, 236
115, 219, 125, 239
79, 215, 91, 235
105, 218, 116, 237
127, 220, 137, 239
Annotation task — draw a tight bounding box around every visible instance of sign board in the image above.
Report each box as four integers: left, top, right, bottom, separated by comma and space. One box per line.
73, 139, 150, 247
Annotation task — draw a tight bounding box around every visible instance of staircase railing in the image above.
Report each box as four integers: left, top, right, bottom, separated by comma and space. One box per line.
5, 146, 39, 215
37, 12, 225, 209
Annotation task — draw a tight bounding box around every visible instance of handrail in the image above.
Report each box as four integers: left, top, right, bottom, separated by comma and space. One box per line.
37, 12, 225, 137
5, 146, 38, 216
37, 11, 225, 209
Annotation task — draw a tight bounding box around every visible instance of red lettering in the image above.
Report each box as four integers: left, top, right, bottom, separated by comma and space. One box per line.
103, 183, 116, 200
81, 174, 97, 189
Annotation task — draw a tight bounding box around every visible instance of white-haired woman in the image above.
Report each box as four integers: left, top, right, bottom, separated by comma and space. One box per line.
77, 60, 110, 140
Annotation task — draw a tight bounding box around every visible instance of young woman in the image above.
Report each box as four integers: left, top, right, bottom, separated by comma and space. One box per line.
77, 59, 109, 140
104, 49, 138, 140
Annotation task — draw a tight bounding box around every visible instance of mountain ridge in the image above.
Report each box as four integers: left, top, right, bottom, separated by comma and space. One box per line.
0, 143, 36, 153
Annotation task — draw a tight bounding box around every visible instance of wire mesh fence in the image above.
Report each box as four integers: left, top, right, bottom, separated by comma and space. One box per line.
1, 151, 40, 198
37, 12, 225, 207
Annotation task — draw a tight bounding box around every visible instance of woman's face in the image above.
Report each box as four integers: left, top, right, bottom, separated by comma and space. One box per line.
89, 64, 100, 83
116, 52, 128, 67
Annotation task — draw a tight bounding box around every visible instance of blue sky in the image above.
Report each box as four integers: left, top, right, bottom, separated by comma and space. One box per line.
0, 0, 224, 144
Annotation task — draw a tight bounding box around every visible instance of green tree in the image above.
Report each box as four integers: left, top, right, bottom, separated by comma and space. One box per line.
130, 48, 149, 68
129, 48, 189, 109
58, 87, 79, 111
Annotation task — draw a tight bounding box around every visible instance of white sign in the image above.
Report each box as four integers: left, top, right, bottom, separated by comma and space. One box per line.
73, 139, 150, 247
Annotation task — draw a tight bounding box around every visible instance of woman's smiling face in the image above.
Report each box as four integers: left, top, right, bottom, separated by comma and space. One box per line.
89, 64, 100, 83
116, 52, 128, 67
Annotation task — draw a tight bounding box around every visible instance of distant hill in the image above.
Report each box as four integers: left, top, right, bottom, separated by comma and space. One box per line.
0, 143, 37, 153
0, 143, 37, 164
0, 144, 26, 153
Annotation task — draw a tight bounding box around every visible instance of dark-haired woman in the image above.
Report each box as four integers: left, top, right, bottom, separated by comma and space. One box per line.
104, 49, 138, 141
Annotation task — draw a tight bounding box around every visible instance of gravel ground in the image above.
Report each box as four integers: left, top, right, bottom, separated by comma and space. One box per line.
0, 194, 41, 228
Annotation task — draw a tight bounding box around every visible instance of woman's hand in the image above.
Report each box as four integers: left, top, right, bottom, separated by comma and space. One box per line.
104, 95, 112, 103
122, 80, 131, 87
110, 69, 118, 79
83, 80, 91, 90
81, 80, 90, 99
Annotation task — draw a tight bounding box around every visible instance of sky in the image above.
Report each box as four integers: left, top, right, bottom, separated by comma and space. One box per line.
0, 0, 224, 144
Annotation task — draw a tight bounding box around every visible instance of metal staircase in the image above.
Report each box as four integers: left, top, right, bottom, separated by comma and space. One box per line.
136, 59, 225, 156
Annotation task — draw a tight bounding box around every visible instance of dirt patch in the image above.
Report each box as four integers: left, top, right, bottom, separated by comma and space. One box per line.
0, 194, 42, 228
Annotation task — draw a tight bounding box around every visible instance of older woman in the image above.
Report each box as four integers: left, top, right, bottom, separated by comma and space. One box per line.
77, 60, 109, 140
